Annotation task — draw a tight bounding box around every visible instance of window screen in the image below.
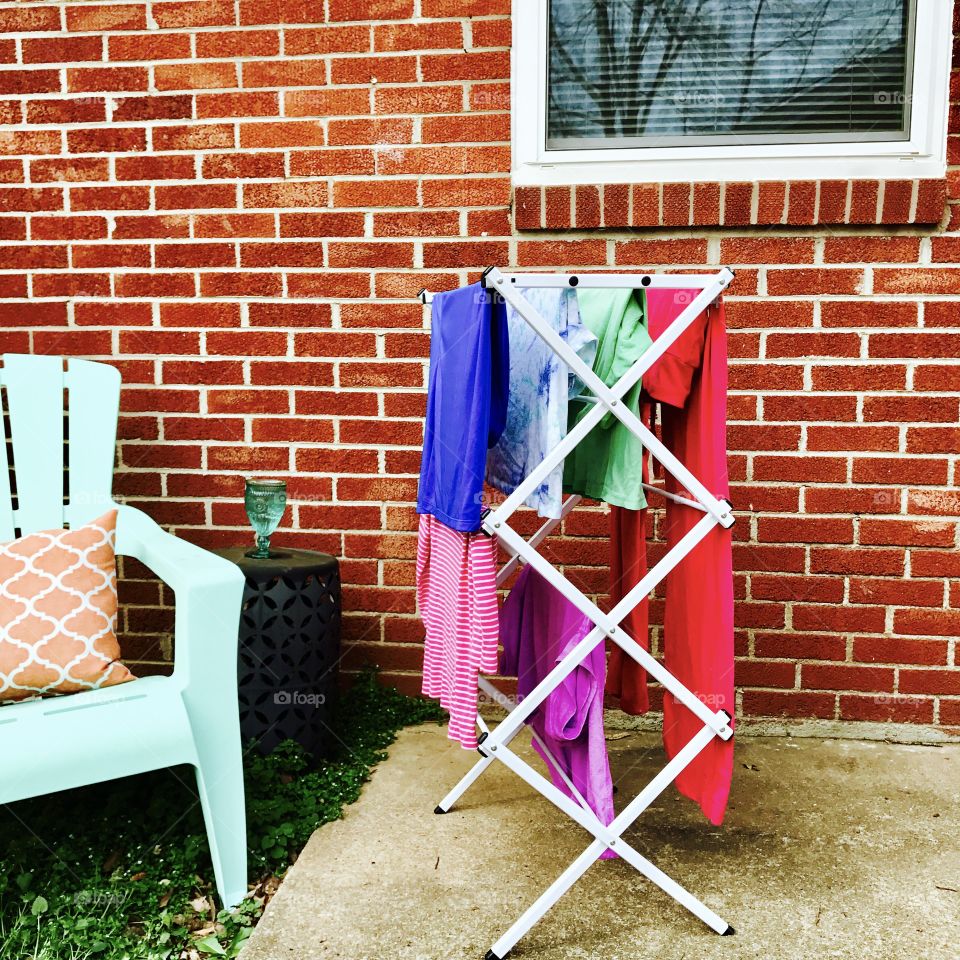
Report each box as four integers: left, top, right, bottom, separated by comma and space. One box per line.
546, 0, 915, 150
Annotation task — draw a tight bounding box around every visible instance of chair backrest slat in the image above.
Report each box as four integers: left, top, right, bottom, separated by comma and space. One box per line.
0, 385, 13, 541
2, 354, 65, 535
0, 354, 122, 538
65, 358, 120, 527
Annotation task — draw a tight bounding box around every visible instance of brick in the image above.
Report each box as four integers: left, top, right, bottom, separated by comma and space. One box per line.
839, 695, 933, 724
286, 87, 371, 118
660, 182, 691, 226
616, 239, 707, 265
33, 273, 112, 297
785, 181, 816, 224
328, 0, 412, 18
810, 366, 905, 392
244, 181, 327, 208
282, 211, 366, 238
820, 300, 917, 328
109, 33, 192, 61
762, 395, 858, 422
721, 238, 814, 264
767, 269, 862, 296
113, 95, 192, 122
70, 187, 150, 212
66, 4, 144, 30
156, 1, 235, 28
0, 7, 61, 30
160, 301, 240, 327
425, 240, 509, 267
152, 125, 235, 152
914, 364, 960, 391
755, 181, 785, 224
754, 631, 845, 662
196, 29, 279, 58
802, 664, 894, 693
804, 486, 898, 515
806, 425, 898, 452
810, 547, 904, 577
852, 457, 949, 486
201, 271, 283, 297
290, 149, 376, 177
691, 181, 720, 225
516, 240, 605, 267
197, 91, 279, 118
817, 180, 847, 224
116, 155, 196, 182
756, 516, 853, 544
155, 62, 237, 91
853, 635, 948, 666
914, 178, 947, 224
863, 395, 959, 424
23, 35, 103, 64
722, 182, 751, 226
330, 118, 413, 146
0, 130, 61, 157
741, 690, 835, 720
899, 668, 960, 695
0, 69, 60, 96
157, 183, 236, 209
375, 84, 462, 114
874, 268, 960, 295
191, 213, 276, 239
421, 177, 509, 207
333, 179, 417, 208
869, 331, 960, 358
420, 51, 507, 83
74, 243, 151, 268
766, 333, 860, 358
375, 21, 462, 51
893, 609, 960, 638
68, 127, 146, 154
371, 210, 456, 238
838, 179, 875, 224
881, 179, 913, 223
753, 455, 847, 483
67, 67, 148, 93
823, 236, 920, 263
202, 152, 285, 180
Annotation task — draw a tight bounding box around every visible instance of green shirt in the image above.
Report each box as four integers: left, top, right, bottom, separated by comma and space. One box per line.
563, 288, 651, 510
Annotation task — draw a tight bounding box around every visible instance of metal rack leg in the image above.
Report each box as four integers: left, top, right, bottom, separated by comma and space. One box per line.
435, 752, 495, 814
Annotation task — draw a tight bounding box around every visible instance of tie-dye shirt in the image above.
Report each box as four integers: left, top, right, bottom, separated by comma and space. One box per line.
486, 288, 597, 519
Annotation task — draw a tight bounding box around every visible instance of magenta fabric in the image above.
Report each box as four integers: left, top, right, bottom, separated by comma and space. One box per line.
499, 565, 616, 851
606, 292, 735, 826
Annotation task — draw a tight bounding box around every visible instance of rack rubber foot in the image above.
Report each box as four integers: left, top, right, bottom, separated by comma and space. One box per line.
484, 951, 503, 960
434, 805, 447, 815
721, 925, 735, 936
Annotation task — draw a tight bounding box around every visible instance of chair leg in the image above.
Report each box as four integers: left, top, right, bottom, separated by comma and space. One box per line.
190, 700, 249, 909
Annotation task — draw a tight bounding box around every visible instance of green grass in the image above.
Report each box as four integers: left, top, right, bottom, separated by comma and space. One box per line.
0, 672, 446, 960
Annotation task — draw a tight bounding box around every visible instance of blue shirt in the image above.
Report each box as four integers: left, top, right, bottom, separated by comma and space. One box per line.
417, 283, 509, 532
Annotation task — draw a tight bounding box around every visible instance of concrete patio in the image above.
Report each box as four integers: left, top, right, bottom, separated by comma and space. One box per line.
244, 723, 959, 960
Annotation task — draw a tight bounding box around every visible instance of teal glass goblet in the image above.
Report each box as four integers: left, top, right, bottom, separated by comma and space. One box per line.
244, 478, 287, 559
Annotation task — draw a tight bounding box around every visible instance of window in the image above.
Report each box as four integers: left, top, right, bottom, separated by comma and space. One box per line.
512, 0, 951, 184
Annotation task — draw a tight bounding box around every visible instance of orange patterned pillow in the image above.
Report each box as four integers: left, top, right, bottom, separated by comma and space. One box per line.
0, 509, 135, 703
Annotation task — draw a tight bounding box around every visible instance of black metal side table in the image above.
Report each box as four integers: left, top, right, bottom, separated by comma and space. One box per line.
215, 548, 341, 761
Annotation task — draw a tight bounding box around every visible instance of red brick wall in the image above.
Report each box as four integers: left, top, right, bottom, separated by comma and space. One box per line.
1, 2, 958, 728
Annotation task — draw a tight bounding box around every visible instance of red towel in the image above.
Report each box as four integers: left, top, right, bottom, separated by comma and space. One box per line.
606, 291, 735, 825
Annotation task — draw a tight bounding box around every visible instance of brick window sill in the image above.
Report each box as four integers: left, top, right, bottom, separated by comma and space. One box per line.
513, 179, 948, 231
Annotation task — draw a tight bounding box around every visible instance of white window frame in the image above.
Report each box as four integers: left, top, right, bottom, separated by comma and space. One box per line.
511, 0, 952, 186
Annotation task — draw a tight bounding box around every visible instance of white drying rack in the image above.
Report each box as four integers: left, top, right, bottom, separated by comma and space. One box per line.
418, 266, 737, 959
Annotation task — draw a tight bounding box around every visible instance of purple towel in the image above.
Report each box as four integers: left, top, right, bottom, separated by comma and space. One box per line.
499, 565, 616, 854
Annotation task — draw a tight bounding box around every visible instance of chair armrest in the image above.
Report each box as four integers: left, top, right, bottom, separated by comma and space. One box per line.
115, 504, 244, 682
115, 504, 242, 595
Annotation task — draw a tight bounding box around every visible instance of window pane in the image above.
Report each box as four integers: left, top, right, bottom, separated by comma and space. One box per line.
546, 0, 914, 150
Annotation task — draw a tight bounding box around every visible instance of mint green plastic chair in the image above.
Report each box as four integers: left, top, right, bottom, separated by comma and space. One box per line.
0, 353, 248, 909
